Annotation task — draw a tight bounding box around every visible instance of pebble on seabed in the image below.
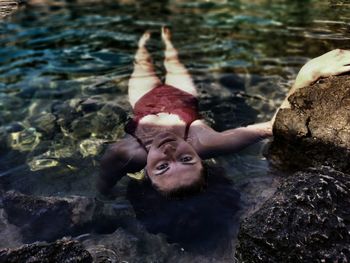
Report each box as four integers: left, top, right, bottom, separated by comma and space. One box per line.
9, 128, 41, 152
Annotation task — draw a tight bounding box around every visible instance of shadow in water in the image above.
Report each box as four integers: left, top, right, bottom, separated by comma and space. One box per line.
127, 165, 241, 255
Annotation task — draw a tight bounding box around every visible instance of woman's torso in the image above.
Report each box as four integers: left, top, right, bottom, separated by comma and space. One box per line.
126, 84, 200, 150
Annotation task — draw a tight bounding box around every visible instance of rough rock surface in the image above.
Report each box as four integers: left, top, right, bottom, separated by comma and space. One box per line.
0, 190, 236, 263
269, 75, 350, 172
82, 227, 229, 263
0, 238, 92, 263
236, 75, 350, 262
236, 166, 350, 263
82, 228, 183, 263
1, 191, 100, 243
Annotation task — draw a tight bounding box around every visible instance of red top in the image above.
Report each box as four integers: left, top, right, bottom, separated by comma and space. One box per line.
125, 84, 200, 135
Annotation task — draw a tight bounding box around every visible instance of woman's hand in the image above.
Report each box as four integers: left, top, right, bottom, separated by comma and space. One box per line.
294, 49, 350, 90
279, 49, 350, 110
305, 49, 350, 78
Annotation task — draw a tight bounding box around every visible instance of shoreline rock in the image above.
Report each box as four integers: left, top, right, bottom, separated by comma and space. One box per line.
268, 74, 350, 173
236, 166, 350, 262
237, 75, 350, 262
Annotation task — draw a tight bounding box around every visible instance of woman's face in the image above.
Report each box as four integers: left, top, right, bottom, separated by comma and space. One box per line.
146, 132, 203, 192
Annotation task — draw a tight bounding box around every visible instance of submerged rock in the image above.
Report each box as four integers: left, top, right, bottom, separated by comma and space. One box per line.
27, 113, 57, 138
0, 208, 22, 249
90, 102, 127, 138
70, 113, 96, 139
53, 99, 127, 140
8, 127, 41, 152
269, 74, 350, 172
0, 190, 141, 245
0, 238, 92, 263
1, 191, 99, 243
236, 166, 350, 262
79, 139, 105, 157
82, 228, 178, 263
82, 226, 222, 263
4, 122, 24, 133
198, 75, 258, 131
78, 97, 104, 113
84, 79, 120, 95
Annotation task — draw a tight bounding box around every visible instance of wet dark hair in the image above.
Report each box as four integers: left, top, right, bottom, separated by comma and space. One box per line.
127, 164, 241, 254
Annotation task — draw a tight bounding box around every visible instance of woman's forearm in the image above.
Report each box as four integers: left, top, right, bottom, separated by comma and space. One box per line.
198, 121, 273, 159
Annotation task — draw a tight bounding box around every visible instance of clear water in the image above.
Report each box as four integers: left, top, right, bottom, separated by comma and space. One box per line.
0, 0, 350, 261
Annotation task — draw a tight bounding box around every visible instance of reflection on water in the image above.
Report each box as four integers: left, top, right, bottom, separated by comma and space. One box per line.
0, 0, 350, 261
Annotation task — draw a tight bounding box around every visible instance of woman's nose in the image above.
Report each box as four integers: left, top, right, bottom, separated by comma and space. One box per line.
162, 144, 176, 155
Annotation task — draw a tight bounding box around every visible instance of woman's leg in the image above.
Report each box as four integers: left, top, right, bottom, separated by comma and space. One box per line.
162, 27, 198, 97
128, 31, 161, 108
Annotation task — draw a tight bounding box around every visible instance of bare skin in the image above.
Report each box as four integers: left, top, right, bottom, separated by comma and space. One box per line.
146, 132, 203, 193
97, 28, 350, 196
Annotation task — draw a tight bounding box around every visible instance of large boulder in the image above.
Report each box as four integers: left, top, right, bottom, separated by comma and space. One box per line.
236, 75, 350, 262
236, 166, 350, 262
269, 74, 350, 172
0, 190, 139, 246
1, 191, 99, 243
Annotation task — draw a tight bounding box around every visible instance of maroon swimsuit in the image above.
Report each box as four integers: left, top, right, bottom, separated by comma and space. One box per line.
125, 84, 200, 139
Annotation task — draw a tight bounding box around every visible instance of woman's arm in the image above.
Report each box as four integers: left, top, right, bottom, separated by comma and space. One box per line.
193, 121, 272, 159
97, 136, 147, 196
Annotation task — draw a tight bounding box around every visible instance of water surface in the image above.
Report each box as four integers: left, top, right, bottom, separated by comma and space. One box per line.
0, 0, 350, 261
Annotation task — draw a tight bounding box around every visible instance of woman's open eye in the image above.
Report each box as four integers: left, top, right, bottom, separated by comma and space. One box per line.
156, 163, 169, 170
180, 156, 193, 162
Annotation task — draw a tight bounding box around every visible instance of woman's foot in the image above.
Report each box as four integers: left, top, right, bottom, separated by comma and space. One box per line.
162, 26, 177, 60
161, 26, 172, 44
138, 31, 151, 48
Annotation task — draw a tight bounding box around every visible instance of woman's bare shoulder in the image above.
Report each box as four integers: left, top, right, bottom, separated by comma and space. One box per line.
187, 119, 218, 158
189, 119, 214, 130
188, 119, 215, 138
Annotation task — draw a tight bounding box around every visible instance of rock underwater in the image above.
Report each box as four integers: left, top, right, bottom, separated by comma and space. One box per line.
0, 190, 220, 263
236, 75, 350, 262
0, 238, 93, 263
1, 191, 100, 243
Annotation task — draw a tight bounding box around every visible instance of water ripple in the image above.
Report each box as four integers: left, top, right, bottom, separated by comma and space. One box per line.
1, 0, 350, 259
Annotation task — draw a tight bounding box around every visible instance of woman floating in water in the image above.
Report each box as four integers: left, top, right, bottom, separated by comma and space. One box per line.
97, 27, 350, 197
